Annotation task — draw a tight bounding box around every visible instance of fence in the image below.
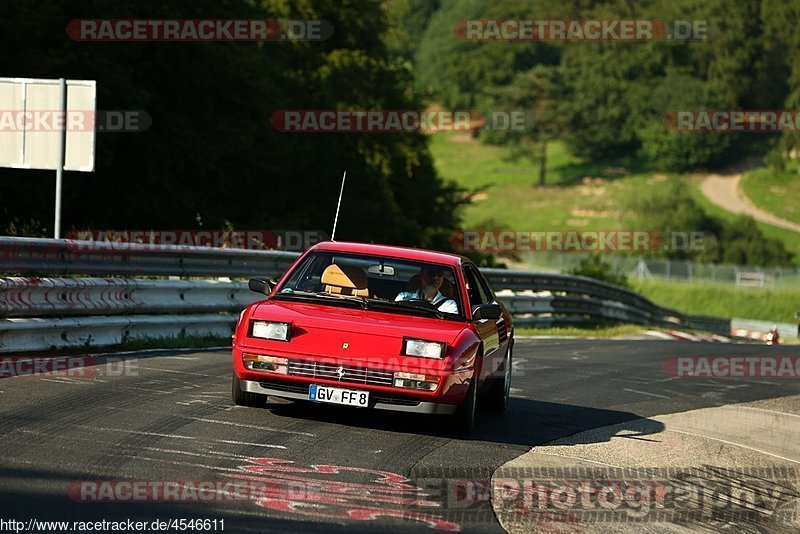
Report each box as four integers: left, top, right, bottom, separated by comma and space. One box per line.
516, 252, 800, 290
0, 237, 732, 353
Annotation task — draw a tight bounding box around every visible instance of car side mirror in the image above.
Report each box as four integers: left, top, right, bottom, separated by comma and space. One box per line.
472, 303, 501, 321
249, 277, 274, 295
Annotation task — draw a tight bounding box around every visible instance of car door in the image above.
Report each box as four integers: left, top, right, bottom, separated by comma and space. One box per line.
462, 264, 501, 387
472, 266, 511, 371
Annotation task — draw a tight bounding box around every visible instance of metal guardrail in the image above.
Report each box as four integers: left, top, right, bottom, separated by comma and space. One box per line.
481, 269, 729, 333
0, 314, 237, 354
0, 236, 296, 277
0, 237, 732, 353
0, 277, 257, 317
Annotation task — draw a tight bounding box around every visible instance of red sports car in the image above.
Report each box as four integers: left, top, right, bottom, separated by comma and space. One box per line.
231, 241, 514, 433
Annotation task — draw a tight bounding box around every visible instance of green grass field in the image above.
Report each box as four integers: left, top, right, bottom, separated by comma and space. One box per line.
430, 133, 656, 231
741, 167, 800, 225
633, 279, 800, 324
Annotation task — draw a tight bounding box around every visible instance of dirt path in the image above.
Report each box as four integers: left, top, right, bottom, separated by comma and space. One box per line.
700, 172, 800, 233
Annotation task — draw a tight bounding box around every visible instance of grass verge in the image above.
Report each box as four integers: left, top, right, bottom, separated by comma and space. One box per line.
516, 323, 653, 338
633, 279, 800, 324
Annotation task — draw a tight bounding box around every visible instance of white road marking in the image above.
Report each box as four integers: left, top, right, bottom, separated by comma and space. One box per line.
137, 366, 223, 378
16, 428, 286, 453
115, 452, 244, 473
623, 388, 669, 399
213, 439, 287, 449
183, 416, 315, 437
79, 426, 197, 440
666, 428, 800, 465
95, 405, 307, 437
527, 451, 627, 469
143, 447, 255, 459
117, 385, 175, 394
739, 406, 800, 418
39, 378, 90, 385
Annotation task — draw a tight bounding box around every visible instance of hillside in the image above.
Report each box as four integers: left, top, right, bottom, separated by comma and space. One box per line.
431, 132, 800, 262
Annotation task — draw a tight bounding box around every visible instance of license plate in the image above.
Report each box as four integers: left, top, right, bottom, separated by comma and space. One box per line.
308, 384, 369, 407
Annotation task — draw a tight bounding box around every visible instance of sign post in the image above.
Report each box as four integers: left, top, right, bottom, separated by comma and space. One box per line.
54, 78, 66, 238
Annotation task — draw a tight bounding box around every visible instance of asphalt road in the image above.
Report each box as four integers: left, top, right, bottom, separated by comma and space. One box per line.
1, 339, 799, 533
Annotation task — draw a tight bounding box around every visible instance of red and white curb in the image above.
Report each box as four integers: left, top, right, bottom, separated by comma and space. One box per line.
646, 330, 732, 343
730, 328, 776, 343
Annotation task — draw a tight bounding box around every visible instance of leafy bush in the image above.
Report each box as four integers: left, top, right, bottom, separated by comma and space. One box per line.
569, 255, 630, 288
625, 178, 795, 266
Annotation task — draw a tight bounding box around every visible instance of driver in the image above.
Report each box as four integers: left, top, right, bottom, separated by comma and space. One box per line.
395, 265, 458, 314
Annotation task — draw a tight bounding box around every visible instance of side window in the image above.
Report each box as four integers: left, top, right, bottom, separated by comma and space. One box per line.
462, 265, 487, 307
473, 267, 495, 303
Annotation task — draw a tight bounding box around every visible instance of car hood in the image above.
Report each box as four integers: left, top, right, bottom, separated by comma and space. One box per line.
240, 298, 469, 359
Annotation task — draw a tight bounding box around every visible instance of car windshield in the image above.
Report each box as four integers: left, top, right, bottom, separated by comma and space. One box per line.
274, 251, 463, 319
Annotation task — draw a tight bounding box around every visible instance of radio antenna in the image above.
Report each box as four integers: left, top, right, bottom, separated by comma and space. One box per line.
331, 170, 347, 241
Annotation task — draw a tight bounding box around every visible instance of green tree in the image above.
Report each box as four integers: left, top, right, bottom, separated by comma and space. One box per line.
484, 65, 566, 186
0, 0, 466, 250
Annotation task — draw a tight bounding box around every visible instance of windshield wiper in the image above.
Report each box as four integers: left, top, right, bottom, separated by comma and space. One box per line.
276, 290, 370, 309
367, 298, 445, 319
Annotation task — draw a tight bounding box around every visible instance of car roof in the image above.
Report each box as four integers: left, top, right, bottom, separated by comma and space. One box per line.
309, 241, 466, 267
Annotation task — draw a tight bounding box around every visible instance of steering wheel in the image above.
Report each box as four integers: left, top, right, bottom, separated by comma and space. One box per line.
398, 298, 439, 310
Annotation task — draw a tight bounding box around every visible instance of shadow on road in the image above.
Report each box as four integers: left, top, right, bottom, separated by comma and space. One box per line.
263, 396, 664, 449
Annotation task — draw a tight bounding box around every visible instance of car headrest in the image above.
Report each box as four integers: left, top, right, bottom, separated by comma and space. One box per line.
321, 263, 368, 290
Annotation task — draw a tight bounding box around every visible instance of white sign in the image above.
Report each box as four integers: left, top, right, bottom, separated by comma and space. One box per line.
0, 77, 96, 172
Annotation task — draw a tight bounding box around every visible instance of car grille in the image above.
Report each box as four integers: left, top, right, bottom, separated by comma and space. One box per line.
287, 359, 394, 387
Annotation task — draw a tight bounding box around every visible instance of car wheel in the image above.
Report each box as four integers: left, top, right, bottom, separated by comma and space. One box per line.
231, 373, 263, 407
452, 374, 477, 435
486, 338, 513, 414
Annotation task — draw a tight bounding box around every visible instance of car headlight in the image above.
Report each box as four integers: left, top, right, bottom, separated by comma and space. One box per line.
250, 320, 291, 341
402, 338, 446, 359
243, 353, 288, 374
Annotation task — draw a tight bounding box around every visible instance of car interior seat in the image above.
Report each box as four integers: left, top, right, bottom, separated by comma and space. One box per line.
321, 264, 370, 297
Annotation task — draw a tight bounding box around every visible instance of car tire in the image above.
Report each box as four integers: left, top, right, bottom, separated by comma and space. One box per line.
231, 373, 263, 407
452, 374, 477, 435
486, 338, 513, 414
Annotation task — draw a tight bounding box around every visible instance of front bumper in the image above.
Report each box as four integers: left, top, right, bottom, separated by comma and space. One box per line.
242, 379, 458, 414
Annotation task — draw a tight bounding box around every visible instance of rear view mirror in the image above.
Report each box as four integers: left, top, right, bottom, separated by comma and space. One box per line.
472, 303, 501, 321
249, 277, 274, 295
368, 264, 395, 276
